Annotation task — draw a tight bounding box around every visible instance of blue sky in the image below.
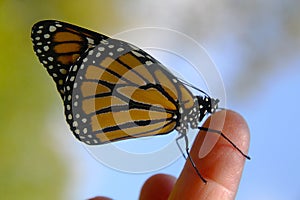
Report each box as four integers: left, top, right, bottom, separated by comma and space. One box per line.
236, 65, 300, 200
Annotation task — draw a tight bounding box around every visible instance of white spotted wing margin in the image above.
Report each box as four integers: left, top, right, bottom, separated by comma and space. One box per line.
31, 20, 108, 99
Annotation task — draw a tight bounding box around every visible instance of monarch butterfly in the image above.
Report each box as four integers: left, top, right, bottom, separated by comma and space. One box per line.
31, 20, 250, 183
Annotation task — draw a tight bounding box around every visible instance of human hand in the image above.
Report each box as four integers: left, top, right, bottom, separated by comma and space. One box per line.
90, 110, 250, 200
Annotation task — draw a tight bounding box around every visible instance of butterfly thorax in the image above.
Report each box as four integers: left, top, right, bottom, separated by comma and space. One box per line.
176, 96, 219, 134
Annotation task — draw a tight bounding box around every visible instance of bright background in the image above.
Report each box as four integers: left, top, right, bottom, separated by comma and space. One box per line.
1, 1, 300, 199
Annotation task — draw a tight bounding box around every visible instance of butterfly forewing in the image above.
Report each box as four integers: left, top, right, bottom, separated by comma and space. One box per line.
31, 20, 108, 98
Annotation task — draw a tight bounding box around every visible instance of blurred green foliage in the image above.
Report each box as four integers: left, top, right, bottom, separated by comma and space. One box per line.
0, 0, 117, 199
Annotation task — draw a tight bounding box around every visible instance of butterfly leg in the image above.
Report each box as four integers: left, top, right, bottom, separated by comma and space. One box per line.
198, 127, 250, 160
175, 133, 187, 159
176, 133, 207, 183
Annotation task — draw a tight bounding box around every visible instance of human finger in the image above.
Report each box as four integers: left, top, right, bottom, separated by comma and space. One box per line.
139, 173, 176, 200
168, 110, 250, 200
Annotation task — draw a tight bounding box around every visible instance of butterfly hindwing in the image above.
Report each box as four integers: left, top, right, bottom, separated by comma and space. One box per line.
64, 36, 195, 144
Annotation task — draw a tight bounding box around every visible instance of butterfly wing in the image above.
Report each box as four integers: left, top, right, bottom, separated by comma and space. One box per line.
31, 20, 108, 98
32, 20, 196, 145
64, 36, 196, 144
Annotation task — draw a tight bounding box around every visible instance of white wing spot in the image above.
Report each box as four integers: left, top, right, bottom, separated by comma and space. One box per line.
43, 46, 49, 51
145, 61, 153, 66
68, 114, 73, 120
132, 50, 144, 57
87, 38, 95, 44
101, 40, 109, 45
66, 104, 71, 110
44, 34, 50, 39
98, 47, 105, 51
49, 26, 57, 32
70, 76, 75, 82
88, 50, 94, 55
72, 65, 78, 72
179, 107, 183, 114
73, 121, 78, 127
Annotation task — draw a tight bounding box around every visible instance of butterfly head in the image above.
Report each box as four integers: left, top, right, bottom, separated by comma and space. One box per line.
196, 96, 219, 122
209, 97, 219, 114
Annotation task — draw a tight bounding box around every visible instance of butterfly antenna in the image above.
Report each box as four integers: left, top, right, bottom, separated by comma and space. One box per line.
177, 78, 210, 97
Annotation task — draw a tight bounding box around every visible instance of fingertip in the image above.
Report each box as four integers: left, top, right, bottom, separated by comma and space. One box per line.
88, 197, 113, 200
201, 110, 250, 159
169, 110, 250, 199
139, 174, 176, 200
195, 110, 250, 189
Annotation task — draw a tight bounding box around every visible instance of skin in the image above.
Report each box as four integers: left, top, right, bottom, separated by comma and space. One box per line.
89, 110, 250, 200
